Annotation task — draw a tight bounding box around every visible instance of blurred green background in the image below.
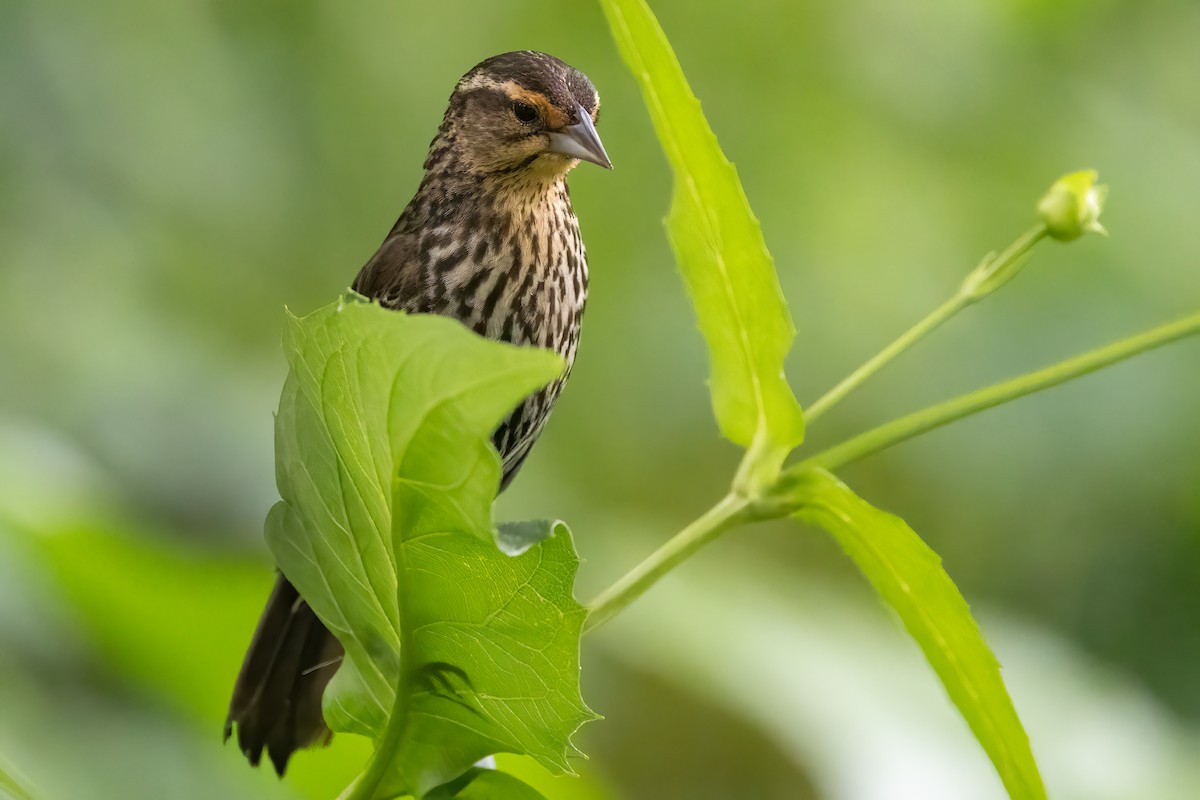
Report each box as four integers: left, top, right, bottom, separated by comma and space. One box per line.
2, 0, 1198, 798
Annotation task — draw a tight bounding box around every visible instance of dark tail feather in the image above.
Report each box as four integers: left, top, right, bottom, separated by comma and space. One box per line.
225, 574, 343, 775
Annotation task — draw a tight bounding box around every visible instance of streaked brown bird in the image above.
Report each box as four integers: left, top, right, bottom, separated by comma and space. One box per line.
224, 50, 610, 774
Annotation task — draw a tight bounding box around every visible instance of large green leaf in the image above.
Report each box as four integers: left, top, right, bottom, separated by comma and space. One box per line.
598, 0, 805, 466
790, 469, 1047, 800
265, 299, 596, 798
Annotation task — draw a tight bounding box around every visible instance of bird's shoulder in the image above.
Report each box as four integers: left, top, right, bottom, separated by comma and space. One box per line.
352, 203, 426, 311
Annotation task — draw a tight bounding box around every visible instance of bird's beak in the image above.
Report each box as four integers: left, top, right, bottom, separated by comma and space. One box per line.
546, 104, 612, 169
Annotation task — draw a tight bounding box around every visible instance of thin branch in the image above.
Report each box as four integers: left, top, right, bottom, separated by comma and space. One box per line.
790, 311, 1200, 477
584, 493, 752, 633
805, 225, 1049, 424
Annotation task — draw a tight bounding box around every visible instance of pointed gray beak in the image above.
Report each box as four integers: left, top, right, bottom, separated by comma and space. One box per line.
546, 104, 612, 169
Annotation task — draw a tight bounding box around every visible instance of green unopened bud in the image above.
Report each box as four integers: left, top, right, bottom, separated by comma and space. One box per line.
1037, 170, 1108, 241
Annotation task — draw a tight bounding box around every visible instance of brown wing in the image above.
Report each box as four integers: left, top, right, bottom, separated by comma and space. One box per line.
353, 216, 425, 311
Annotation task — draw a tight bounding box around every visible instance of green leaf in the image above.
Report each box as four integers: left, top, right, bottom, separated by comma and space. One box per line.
425, 768, 549, 800
265, 300, 596, 798
369, 522, 596, 799
789, 469, 1046, 800
598, 0, 805, 467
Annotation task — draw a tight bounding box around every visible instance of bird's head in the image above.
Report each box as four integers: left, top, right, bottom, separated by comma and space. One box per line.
436, 51, 611, 179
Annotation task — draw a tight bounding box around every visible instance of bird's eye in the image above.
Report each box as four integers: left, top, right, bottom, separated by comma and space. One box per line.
511, 101, 539, 124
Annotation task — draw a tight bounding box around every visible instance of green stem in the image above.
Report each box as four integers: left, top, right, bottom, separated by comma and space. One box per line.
347, 536, 418, 800
805, 225, 1048, 424
789, 311, 1200, 476
346, 679, 410, 800
805, 293, 967, 423
584, 312, 1200, 636
584, 493, 752, 633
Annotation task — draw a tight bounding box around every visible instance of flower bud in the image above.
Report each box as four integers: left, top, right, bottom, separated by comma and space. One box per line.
1037, 170, 1108, 241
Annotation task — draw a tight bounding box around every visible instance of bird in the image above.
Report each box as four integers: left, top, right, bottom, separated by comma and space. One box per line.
224, 50, 610, 775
